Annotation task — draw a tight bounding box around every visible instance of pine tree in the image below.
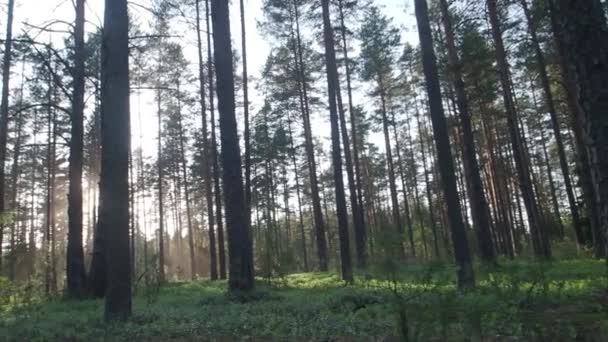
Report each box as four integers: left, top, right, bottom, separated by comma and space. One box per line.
414, 0, 475, 288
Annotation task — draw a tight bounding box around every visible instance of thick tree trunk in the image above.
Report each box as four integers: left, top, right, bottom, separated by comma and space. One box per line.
549, 0, 605, 256
101, 0, 131, 320
551, 0, 608, 258
439, 0, 496, 264
414, 0, 475, 289
321, 0, 353, 283
207, 0, 227, 280
210, 0, 254, 291
67, 0, 88, 298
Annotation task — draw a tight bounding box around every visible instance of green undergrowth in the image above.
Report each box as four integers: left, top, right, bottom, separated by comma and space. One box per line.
1, 259, 607, 341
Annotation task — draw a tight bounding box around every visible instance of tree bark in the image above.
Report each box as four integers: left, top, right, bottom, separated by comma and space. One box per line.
439, 0, 495, 264
321, 0, 353, 283
210, 0, 254, 291
414, 0, 475, 289
486, 0, 550, 259
520, 0, 583, 245
551, 0, 608, 258
67, 0, 88, 298
195, 0, 217, 280
239, 0, 252, 230
101, 0, 132, 320
0, 0, 15, 273
292, 1, 328, 271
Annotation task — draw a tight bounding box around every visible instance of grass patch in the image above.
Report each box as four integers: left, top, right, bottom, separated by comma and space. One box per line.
1, 259, 607, 340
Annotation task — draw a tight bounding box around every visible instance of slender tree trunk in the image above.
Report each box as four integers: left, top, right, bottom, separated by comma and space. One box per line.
67, 0, 88, 298
338, 0, 366, 267
195, 0, 217, 280
439, 0, 495, 264
0, 0, 15, 273
210, 0, 254, 291
392, 114, 415, 257
8, 62, 24, 280
520, 0, 584, 245
45, 98, 56, 296
156, 84, 165, 283
176, 82, 196, 280
415, 106, 440, 258
286, 112, 308, 271
486, 0, 550, 259
414, 0, 475, 289
292, 1, 328, 271
239, 0, 252, 229
378, 79, 405, 257
321, 0, 353, 283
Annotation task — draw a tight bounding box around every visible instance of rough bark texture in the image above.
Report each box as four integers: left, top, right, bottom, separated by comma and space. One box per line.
439, 0, 495, 264
552, 0, 608, 258
414, 0, 475, 289
210, 0, 254, 291
321, 0, 353, 283
101, 0, 131, 321
67, 0, 88, 298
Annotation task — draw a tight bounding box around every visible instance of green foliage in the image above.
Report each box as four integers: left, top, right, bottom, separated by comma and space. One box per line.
1, 259, 607, 340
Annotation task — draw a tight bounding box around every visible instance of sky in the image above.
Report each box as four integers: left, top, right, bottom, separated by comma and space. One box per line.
7, 0, 419, 158
2, 0, 421, 239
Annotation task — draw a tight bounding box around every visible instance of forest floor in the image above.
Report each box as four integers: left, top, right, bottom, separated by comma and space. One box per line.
1, 258, 608, 341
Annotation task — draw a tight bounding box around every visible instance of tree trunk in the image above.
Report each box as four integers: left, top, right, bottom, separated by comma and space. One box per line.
286, 112, 308, 271
156, 84, 165, 283
338, 0, 366, 266
195, 0, 217, 280
391, 114, 415, 257
210, 0, 254, 291
0, 0, 15, 273
239, 0, 252, 230
292, 1, 328, 271
439, 0, 496, 264
100, 0, 131, 320
67, 0, 88, 298
551, 0, 608, 258
321, 0, 353, 283
486, 0, 550, 259
378, 79, 405, 257
414, 0, 475, 289
176, 81, 196, 280
520, 0, 583, 245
